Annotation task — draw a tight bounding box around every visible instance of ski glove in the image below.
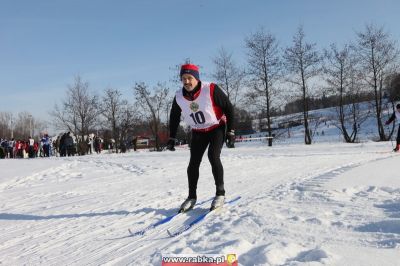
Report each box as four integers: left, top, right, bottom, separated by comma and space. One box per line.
166, 138, 176, 151
226, 130, 235, 148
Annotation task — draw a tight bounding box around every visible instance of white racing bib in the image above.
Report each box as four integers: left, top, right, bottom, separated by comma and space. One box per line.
175, 82, 222, 131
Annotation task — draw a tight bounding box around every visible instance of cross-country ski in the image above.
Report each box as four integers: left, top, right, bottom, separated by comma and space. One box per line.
127, 197, 212, 236
167, 196, 241, 237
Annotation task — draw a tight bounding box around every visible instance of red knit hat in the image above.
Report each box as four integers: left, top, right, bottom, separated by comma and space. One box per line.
180, 64, 200, 80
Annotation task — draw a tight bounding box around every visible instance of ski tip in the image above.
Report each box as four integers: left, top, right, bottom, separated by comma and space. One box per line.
230, 196, 241, 202
128, 228, 145, 236
167, 229, 174, 237
128, 229, 136, 236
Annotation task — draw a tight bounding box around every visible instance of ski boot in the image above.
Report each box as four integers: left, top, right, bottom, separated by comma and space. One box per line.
179, 198, 196, 213
210, 195, 225, 211
393, 143, 400, 152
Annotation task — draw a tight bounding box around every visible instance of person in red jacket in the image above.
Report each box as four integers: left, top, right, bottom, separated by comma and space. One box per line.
34, 141, 39, 157
167, 63, 235, 212
386, 103, 400, 152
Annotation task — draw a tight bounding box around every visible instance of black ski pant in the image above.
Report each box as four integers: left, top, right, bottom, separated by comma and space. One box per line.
187, 125, 225, 199
397, 124, 400, 145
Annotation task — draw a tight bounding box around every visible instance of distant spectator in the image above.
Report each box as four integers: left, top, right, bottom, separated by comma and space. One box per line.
132, 136, 137, 151
8, 138, 15, 158
0, 139, 6, 159
385, 103, 400, 152
60, 133, 67, 157
53, 137, 60, 157
94, 136, 102, 154
87, 137, 93, 154
64, 132, 74, 156
41, 134, 51, 157
34, 141, 39, 157
28, 136, 35, 158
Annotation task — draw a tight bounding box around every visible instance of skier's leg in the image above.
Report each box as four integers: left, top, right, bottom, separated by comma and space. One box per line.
187, 131, 209, 199
208, 126, 225, 196
396, 125, 400, 150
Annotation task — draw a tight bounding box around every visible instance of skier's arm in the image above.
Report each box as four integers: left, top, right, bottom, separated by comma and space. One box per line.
169, 97, 182, 139
386, 113, 396, 125
213, 84, 235, 132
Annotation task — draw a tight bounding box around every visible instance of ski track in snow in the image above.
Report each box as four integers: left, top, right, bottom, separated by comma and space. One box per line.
233, 153, 400, 265
0, 143, 399, 265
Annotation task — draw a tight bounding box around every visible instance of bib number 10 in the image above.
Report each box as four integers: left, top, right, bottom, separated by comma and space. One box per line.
190, 111, 206, 125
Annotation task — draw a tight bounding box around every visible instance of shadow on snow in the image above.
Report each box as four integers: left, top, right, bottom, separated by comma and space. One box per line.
0, 207, 177, 221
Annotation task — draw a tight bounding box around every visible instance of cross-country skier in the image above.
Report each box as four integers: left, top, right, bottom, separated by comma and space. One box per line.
385, 103, 400, 152
167, 63, 235, 212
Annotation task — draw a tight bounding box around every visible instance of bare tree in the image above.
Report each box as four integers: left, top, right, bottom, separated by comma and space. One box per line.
101, 88, 128, 153
284, 25, 322, 144
119, 103, 139, 147
51, 76, 99, 154
386, 73, 400, 102
323, 43, 367, 142
355, 23, 399, 141
0, 112, 13, 139
14, 112, 34, 139
211, 47, 245, 107
0, 112, 49, 140
133, 82, 170, 150
245, 28, 282, 146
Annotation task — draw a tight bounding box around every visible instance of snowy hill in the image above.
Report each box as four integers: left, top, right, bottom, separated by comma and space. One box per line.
252, 101, 396, 144
1, 105, 399, 265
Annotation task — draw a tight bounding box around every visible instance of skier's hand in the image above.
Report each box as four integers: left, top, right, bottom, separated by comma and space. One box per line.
226, 130, 235, 148
385, 121, 390, 125
166, 138, 176, 151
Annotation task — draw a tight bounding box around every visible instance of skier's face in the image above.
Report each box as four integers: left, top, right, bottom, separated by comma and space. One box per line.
181, 74, 198, 92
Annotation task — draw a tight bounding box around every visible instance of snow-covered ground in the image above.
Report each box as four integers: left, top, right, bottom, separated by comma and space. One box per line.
0, 139, 399, 265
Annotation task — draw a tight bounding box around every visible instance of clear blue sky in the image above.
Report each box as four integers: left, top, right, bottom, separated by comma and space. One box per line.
1, 0, 399, 122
